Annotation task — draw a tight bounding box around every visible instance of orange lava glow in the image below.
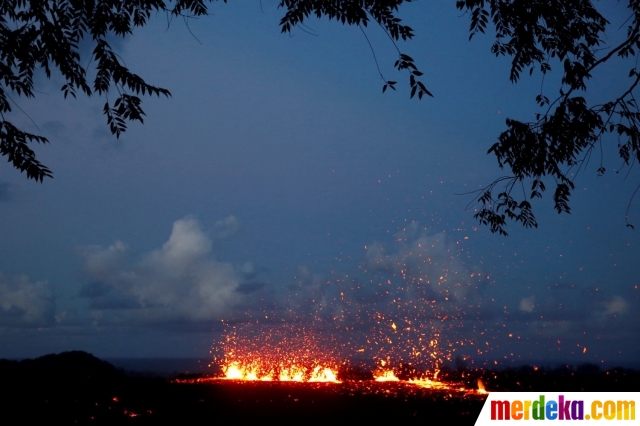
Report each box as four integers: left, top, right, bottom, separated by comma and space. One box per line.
222, 361, 340, 383
179, 365, 488, 397
374, 370, 400, 382
207, 359, 487, 395
207, 321, 489, 396
477, 378, 488, 394
408, 377, 467, 391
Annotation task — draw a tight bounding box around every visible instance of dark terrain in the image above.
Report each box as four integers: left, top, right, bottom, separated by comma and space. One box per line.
0, 351, 637, 425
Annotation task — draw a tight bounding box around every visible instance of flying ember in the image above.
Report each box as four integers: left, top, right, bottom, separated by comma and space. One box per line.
207, 228, 489, 395
207, 321, 487, 395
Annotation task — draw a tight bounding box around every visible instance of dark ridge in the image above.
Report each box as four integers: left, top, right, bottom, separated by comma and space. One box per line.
0, 351, 168, 424
0, 350, 123, 383
1, 352, 637, 424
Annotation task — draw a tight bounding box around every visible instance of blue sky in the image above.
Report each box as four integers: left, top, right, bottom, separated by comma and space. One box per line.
0, 2, 638, 368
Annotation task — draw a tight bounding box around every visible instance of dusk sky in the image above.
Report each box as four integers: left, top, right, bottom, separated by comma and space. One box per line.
0, 2, 638, 368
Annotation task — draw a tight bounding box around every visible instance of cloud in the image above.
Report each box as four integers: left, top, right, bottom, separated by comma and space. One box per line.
212, 215, 241, 239
79, 281, 141, 310
0, 272, 55, 328
519, 296, 535, 313
240, 261, 256, 279
78, 216, 241, 326
78, 240, 128, 281
79, 281, 112, 298
603, 295, 628, 316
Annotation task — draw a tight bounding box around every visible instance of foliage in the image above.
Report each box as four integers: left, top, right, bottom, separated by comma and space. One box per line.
2, 0, 639, 233
455, 0, 640, 234
0, 0, 203, 181
0, 0, 431, 183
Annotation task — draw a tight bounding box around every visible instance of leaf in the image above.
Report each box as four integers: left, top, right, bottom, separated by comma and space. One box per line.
417, 82, 433, 97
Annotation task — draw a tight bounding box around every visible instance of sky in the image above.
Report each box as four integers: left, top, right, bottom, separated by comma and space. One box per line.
0, 1, 638, 368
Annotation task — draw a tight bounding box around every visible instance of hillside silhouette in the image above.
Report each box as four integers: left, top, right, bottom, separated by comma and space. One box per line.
0, 351, 637, 424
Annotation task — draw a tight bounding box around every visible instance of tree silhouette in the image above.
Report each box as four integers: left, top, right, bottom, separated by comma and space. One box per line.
2, 1, 639, 233
455, 0, 640, 234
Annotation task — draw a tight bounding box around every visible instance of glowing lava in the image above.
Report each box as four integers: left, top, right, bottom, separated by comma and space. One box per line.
180, 363, 488, 397
209, 322, 488, 395
477, 378, 488, 394
222, 361, 340, 383
374, 370, 400, 382
308, 366, 339, 382
210, 359, 487, 395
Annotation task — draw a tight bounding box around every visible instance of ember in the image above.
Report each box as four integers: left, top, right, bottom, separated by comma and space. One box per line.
206, 325, 486, 395
209, 228, 494, 397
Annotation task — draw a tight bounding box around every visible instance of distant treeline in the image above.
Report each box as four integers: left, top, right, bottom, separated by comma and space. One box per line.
435, 363, 640, 392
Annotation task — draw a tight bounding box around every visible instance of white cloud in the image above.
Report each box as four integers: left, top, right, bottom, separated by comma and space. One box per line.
78, 240, 128, 281
0, 272, 55, 327
78, 216, 241, 325
141, 217, 212, 277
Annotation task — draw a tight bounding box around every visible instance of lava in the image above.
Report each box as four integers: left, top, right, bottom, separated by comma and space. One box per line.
179, 367, 488, 397
210, 320, 485, 395
222, 361, 340, 383
477, 377, 488, 394
374, 370, 400, 382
